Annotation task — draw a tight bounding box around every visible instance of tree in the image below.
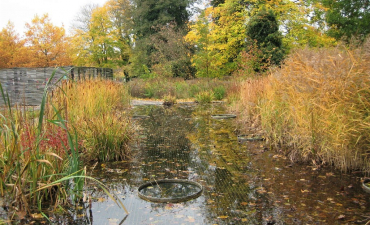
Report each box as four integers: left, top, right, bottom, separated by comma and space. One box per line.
249, 0, 336, 48
210, 0, 225, 7
70, 2, 132, 68
246, 9, 285, 72
72, 3, 99, 32
88, 5, 116, 67
150, 23, 195, 79
0, 22, 30, 68
131, 0, 194, 77
106, 0, 133, 67
185, 0, 247, 77
322, 0, 370, 42
133, 0, 192, 38
25, 14, 71, 67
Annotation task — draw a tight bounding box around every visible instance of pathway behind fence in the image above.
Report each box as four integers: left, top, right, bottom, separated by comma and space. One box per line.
0, 67, 113, 106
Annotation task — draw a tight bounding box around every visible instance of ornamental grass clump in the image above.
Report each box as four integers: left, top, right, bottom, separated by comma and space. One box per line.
50, 78, 134, 162
241, 39, 370, 172
0, 71, 84, 216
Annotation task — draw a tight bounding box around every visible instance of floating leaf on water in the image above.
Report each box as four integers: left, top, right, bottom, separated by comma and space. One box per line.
218, 215, 229, 219
30, 213, 43, 219
337, 215, 345, 220
97, 197, 106, 202
186, 216, 195, 223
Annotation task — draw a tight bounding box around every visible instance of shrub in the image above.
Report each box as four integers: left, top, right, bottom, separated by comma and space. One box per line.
195, 91, 214, 104
163, 94, 177, 106
213, 86, 226, 100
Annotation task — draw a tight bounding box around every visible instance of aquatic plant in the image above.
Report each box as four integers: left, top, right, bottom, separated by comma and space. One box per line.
50, 78, 134, 162
0, 69, 83, 216
0, 69, 130, 221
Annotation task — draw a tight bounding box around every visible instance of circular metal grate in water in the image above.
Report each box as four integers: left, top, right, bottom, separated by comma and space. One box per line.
138, 179, 203, 203
362, 178, 370, 194
211, 114, 236, 119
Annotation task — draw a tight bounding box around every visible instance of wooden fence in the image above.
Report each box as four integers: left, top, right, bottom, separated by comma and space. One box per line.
0, 67, 113, 106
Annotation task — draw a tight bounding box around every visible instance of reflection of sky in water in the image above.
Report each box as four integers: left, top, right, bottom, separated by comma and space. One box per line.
73, 103, 370, 225
140, 182, 202, 199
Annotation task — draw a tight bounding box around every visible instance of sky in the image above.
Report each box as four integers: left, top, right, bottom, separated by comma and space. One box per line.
0, 0, 108, 36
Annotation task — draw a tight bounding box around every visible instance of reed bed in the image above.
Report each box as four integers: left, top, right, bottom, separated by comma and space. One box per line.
238, 39, 370, 172
0, 73, 84, 218
50, 79, 134, 161
0, 74, 131, 220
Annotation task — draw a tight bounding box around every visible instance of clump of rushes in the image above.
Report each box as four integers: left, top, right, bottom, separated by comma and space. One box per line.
239, 39, 370, 172
0, 71, 129, 220
0, 70, 83, 216
50, 78, 134, 162
195, 91, 214, 104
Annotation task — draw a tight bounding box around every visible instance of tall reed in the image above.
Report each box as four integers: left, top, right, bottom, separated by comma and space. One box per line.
238, 39, 370, 172
50, 79, 134, 161
0, 70, 81, 214
0, 70, 130, 220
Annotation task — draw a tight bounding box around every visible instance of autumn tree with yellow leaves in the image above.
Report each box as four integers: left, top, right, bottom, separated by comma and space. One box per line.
0, 22, 31, 68
70, 0, 132, 68
25, 14, 72, 67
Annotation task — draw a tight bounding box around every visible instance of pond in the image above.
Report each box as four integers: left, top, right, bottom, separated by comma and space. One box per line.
11, 102, 370, 224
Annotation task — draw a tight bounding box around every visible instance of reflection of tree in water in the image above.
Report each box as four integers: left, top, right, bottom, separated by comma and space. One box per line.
187, 104, 276, 224
132, 105, 194, 180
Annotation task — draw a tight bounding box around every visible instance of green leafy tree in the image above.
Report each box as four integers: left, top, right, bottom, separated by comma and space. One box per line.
250, 0, 336, 49
71, 2, 132, 68
211, 0, 225, 7
246, 9, 285, 72
185, 0, 247, 78
131, 0, 194, 77
150, 23, 195, 79
322, 0, 370, 42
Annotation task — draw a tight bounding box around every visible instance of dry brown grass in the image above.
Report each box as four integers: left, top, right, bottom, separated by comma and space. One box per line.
238, 39, 370, 172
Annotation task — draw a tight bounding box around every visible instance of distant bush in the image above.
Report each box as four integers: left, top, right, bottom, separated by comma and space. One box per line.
195, 91, 214, 104
128, 77, 237, 102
